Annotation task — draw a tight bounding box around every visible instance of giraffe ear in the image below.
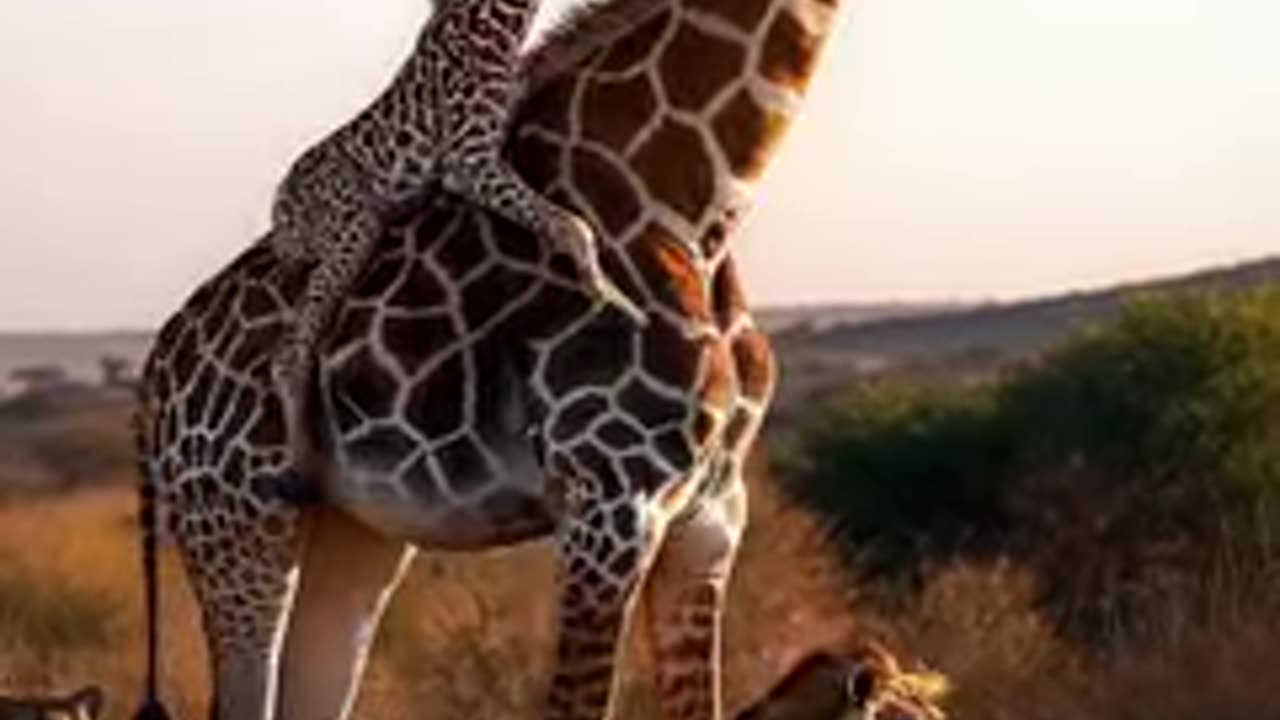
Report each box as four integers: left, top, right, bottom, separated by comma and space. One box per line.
845, 663, 880, 708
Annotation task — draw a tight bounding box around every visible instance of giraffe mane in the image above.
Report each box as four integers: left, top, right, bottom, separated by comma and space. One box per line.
520, 0, 666, 93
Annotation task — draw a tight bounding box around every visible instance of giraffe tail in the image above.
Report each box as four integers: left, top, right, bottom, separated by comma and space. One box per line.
131, 397, 175, 720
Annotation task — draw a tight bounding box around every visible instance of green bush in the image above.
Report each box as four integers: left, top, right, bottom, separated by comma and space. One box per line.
781, 289, 1280, 637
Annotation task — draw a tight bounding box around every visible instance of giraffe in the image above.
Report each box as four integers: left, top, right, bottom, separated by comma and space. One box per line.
132, 0, 844, 716
265, 0, 647, 495
734, 643, 951, 720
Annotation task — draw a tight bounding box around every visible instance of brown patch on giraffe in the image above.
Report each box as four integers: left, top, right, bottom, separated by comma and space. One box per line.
411, 203, 462, 255
517, 75, 575, 135
618, 378, 689, 428
627, 223, 712, 322
402, 453, 446, 505
388, 259, 448, 310
712, 89, 789, 181
353, 253, 409, 300
239, 282, 282, 321
550, 394, 609, 443
545, 322, 635, 395
382, 313, 458, 377
581, 74, 659, 152
200, 286, 236, 343
570, 146, 644, 237
462, 265, 534, 330
436, 213, 491, 277
722, 407, 757, 454
659, 22, 746, 113
731, 329, 776, 404
404, 353, 466, 439
599, 10, 673, 74
435, 436, 492, 496
331, 347, 399, 420
640, 318, 706, 397
629, 118, 717, 224
652, 428, 694, 471
347, 424, 418, 475
185, 363, 218, 425
329, 307, 376, 352
247, 394, 287, 447
760, 9, 822, 91
691, 408, 719, 448
685, 0, 772, 32
170, 325, 200, 382
509, 132, 562, 200
712, 255, 749, 329
698, 342, 736, 412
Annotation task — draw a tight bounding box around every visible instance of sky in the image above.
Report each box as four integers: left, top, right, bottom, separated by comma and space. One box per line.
0, 0, 1277, 331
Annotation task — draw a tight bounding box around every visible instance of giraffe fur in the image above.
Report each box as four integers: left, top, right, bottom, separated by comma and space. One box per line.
132, 0, 843, 715
266, 0, 649, 486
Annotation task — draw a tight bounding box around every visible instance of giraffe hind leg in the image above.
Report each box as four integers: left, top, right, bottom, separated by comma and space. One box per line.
170, 469, 305, 720
641, 474, 747, 720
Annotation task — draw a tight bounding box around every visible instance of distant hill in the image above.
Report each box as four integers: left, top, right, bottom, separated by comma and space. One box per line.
0, 331, 152, 396
1, 255, 1276, 398
793, 255, 1280, 364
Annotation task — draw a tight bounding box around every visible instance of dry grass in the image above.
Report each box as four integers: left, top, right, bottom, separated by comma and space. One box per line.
0, 468, 862, 720
1, 473, 1277, 720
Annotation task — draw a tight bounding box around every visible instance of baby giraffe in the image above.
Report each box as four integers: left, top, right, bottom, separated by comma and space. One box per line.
735, 643, 950, 720
268, 0, 647, 462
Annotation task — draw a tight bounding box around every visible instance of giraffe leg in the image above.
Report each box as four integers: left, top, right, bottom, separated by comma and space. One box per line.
642, 473, 747, 720
275, 504, 414, 720
543, 493, 664, 720
174, 490, 304, 720
439, 151, 648, 326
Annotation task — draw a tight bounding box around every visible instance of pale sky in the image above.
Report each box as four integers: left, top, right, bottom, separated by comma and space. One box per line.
0, 0, 1277, 331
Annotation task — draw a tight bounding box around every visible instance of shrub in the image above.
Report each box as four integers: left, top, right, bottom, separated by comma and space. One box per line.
783, 289, 1280, 638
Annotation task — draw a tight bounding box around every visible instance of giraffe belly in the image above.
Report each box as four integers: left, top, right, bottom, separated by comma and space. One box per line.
326, 432, 557, 551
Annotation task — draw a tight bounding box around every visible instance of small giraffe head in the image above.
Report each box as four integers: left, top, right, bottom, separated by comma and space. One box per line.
736, 643, 950, 720
0, 686, 104, 720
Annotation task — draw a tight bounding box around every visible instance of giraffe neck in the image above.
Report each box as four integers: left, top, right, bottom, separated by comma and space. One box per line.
517, 0, 843, 262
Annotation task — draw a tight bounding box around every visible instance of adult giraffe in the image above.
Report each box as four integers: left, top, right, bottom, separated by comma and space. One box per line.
132, 0, 845, 715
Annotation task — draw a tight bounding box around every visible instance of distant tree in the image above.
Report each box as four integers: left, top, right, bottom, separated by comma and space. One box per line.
98, 355, 134, 388
9, 364, 71, 394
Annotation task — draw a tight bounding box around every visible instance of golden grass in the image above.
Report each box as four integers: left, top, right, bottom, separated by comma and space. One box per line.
1, 474, 1278, 720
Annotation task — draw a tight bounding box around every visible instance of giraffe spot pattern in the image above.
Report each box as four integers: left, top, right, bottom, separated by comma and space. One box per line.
659, 22, 747, 113
580, 73, 660, 151
598, 10, 673, 74
712, 89, 789, 181
629, 117, 716, 224
405, 353, 466, 438
760, 8, 822, 90
570, 146, 644, 237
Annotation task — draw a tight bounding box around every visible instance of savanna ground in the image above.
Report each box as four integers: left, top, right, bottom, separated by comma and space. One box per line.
3, 290, 1280, 719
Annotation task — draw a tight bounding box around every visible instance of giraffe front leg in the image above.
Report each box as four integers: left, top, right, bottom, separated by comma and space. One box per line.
544, 489, 663, 720
276, 505, 414, 720
642, 471, 747, 720
440, 153, 649, 327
